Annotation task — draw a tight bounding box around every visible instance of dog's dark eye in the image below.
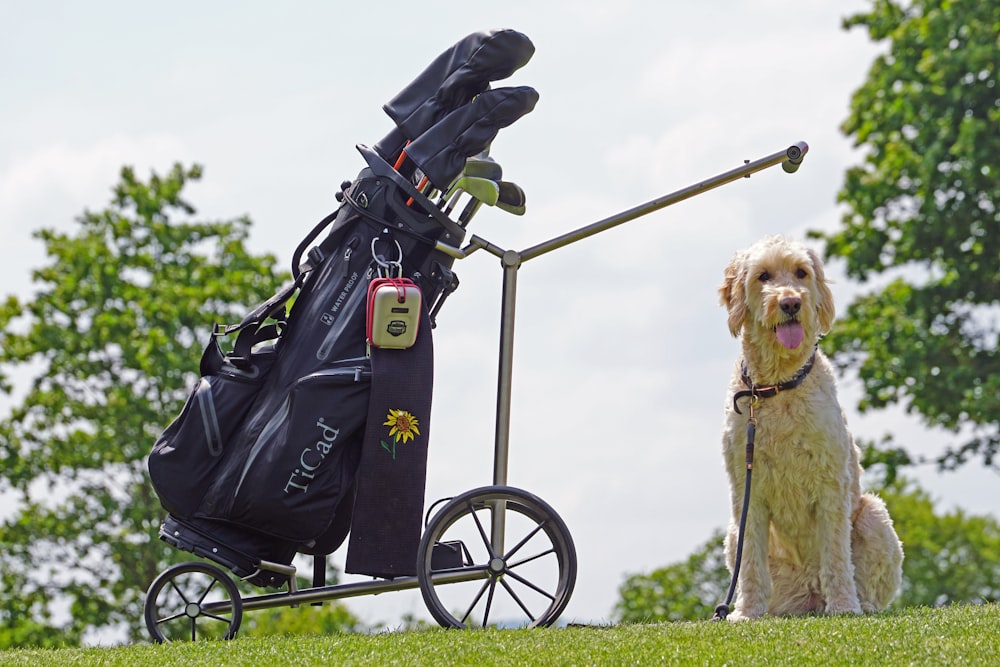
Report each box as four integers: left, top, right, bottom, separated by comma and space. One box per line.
796, 268, 808, 279
759, 271, 771, 282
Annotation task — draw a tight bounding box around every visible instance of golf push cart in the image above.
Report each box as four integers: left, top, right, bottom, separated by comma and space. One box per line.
142, 29, 807, 641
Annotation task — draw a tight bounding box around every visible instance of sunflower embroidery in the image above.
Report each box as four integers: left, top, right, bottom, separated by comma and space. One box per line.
381, 409, 420, 459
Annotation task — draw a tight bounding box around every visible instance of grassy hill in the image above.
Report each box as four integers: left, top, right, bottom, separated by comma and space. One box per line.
3, 604, 997, 666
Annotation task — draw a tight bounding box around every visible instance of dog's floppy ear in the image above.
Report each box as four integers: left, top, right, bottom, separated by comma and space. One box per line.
719, 252, 748, 337
808, 248, 836, 334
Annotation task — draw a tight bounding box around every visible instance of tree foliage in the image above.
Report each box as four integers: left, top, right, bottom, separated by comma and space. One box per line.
881, 480, 1000, 606
613, 479, 1000, 622
614, 529, 730, 623
0, 164, 291, 646
241, 603, 364, 636
810, 0, 1000, 470
238, 569, 363, 636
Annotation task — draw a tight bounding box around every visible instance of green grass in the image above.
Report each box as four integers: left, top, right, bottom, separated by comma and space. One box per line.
3, 605, 998, 666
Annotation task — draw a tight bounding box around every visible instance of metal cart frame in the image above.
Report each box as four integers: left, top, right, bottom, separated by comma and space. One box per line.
143, 141, 808, 641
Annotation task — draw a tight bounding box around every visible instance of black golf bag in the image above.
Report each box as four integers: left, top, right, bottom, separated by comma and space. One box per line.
147, 29, 537, 587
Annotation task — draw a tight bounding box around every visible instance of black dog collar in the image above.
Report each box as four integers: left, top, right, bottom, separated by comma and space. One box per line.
733, 346, 818, 415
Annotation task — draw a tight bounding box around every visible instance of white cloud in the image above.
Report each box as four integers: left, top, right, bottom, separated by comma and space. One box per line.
0, 136, 194, 296
0, 136, 192, 217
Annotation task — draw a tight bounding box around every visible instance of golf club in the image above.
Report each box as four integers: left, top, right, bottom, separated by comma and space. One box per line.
496, 181, 526, 215
440, 176, 500, 214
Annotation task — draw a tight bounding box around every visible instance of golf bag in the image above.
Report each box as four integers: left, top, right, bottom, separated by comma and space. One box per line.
147, 29, 537, 587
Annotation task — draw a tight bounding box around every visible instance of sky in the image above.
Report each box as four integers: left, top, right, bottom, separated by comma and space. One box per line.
2, 0, 998, 636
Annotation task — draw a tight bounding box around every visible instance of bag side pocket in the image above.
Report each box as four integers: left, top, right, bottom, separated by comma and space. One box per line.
224, 359, 372, 542
149, 352, 273, 518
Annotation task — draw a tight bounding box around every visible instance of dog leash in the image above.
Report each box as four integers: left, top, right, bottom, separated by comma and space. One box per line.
713, 347, 818, 621
713, 395, 757, 621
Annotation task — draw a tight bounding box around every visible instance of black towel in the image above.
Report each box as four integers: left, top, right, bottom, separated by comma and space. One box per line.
345, 309, 434, 577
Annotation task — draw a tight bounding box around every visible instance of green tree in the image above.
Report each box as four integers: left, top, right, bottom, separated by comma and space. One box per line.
882, 480, 1000, 607
614, 529, 730, 623
0, 164, 290, 646
239, 569, 363, 636
235, 562, 363, 636
241, 603, 364, 636
613, 480, 1000, 621
811, 0, 1000, 470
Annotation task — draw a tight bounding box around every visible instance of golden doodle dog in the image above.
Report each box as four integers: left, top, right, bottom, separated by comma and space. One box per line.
717, 235, 903, 621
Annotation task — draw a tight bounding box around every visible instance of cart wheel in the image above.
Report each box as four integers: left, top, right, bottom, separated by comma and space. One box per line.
144, 561, 243, 642
416, 486, 576, 628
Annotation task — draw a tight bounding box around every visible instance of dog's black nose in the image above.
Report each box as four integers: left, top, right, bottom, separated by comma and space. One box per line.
780, 297, 802, 316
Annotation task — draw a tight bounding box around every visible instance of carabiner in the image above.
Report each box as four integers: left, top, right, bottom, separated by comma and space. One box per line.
371, 236, 404, 278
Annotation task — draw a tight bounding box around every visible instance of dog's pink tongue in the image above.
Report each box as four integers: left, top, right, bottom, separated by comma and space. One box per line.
776, 322, 804, 349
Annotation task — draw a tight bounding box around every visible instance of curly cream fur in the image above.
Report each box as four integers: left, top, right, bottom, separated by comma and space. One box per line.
718, 236, 903, 621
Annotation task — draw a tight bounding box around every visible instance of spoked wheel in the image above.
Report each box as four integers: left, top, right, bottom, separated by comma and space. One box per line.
144, 561, 243, 642
416, 486, 576, 629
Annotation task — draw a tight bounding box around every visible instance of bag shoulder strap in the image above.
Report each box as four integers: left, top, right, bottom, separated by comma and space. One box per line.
215, 206, 346, 367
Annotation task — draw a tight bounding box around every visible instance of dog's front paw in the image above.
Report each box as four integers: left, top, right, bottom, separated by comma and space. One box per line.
825, 598, 862, 615
860, 600, 878, 613
728, 603, 766, 622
